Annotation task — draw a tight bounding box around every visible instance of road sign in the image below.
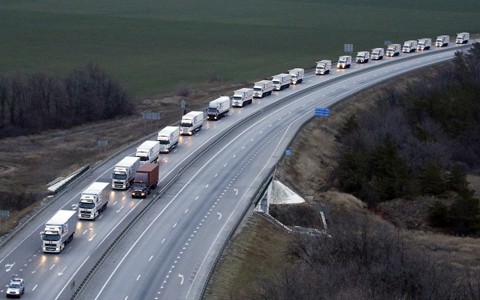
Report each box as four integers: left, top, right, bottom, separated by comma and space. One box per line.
285, 149, 292, 156
142, 112, 161, 120
315, 107, 329, 117
344, 43, 353, 53
0, 210, 10, 218
384, 40, 392, 46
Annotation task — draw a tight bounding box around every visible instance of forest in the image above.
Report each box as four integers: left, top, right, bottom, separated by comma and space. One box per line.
335, 44, 480, 235
0, 63, 134, 138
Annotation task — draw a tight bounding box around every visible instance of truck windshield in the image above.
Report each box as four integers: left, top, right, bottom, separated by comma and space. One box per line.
207, 108, 217, 113
253, 87, 261, 91
43, 233, 61, 241
113, 173, 127, 180
159, 140, 170, 145
180, 121, 192, 127
233, 96, 242, 100
138, 156, 149, 161
133, 182, 146, 190
273, 80, 280, 84
79, 202, 95, 209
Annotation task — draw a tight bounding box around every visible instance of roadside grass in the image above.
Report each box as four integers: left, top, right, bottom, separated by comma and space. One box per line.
1, 0, 479, 94
204, 214, 297, 300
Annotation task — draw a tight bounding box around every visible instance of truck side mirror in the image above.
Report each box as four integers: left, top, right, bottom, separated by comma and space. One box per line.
40, 231, 44, 239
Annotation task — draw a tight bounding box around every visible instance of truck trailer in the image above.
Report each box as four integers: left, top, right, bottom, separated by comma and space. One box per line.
356, 51, 370, 63
417, 38, 432, 51
41, 210, 77, 253
315, 60, 332, 75
180, 111, 204, 135
131, 163, 159, 198
78, 181, 110, 220
207, 96, 231, 120
337, 56, 352, 69
253, 80, 274, 98
232, 88, 254, 107
135, 140, 160, 164
435, 35, 449, 47
371, 48, 384, 60
157, 126, 179, 153
289, 68, 304, 84
386, 44, 401, 57
456, 32, 469, 44
402, 40, 417, 53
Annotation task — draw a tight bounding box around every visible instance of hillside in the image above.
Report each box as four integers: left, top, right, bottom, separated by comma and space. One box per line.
205, 52, 480, 299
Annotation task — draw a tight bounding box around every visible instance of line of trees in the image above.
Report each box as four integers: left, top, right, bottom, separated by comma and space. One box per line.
335, 44, 480, 235
0, 63, 134, 138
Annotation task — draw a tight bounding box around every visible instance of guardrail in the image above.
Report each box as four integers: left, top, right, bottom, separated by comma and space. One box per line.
71, 42, 476, 299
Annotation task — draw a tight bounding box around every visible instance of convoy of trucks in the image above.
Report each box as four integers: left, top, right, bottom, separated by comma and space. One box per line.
253, 80, 274, 98
131, 163, 159, 198
371, 48, 384, 60
180, 111, 204, 135
289, 68, 304, 84
435, 35, 449, 47
157, 126, 180, 153
402, 40, 417, 53
272, 73, 291, 90
356, 51, 370, 63
315, 60, 332, 75
456, 32, 469, 44
41, 210, 77, 253
207, 96, 231, 120
417, 38, 432, 51
386, 44, 401, 57
337, 56, 352, 69
232, 88, 254, 107
78, 182, 110, 220
33, 29, 473, 259
112, 156, 141, 189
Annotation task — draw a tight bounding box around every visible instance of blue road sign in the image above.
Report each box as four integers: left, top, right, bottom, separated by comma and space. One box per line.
285, 149, 292, 156
315, 107, 329, 117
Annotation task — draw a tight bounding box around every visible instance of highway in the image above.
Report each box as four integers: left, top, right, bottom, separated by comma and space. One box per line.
0, 41, 474, 300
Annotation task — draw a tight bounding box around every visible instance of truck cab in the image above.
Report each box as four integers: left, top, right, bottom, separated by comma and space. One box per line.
356, 51, 370, 63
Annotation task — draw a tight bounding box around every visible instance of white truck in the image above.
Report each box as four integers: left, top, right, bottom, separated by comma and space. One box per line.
78, 181, 110, 220
135, 140, 160, 164
417, 38, 432, 51
315, 60, 332, 75
253, 80, 274, 98
356, 51, 370, 63
180, 111, 204, 135
207, 96, 230, 120
272, 73, 291, 90
402, 40, 417, 53
337, 56, 352, 69
157, 126, 179, 153
386, 44, 401, 57
371, 48, 384, 60
289, 68, 304, 84
456, 32, 469, 44
232, 88, 254, 107
435, 35, 449, 47
112, 156, 141, 189
41, 210, 77, 253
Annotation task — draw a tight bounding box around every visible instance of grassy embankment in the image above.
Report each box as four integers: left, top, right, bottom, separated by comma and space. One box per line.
0, 0, 479, 95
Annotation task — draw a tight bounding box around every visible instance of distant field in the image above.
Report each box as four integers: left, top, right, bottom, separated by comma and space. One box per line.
1, 0, 479, 95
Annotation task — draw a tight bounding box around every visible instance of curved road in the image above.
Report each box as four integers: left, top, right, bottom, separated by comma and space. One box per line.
0, 41, 474, 299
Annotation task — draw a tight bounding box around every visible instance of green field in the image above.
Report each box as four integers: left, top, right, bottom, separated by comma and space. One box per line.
1, 0, 479, 95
